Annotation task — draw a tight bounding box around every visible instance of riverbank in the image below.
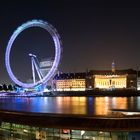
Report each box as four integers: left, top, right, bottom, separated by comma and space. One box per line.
1, 90, 140, 97
43, 90, 140, 97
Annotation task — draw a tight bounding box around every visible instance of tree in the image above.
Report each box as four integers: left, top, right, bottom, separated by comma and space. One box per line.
8, 84, 13, 91
0, 85, 3, 91
3, 84, 8, 91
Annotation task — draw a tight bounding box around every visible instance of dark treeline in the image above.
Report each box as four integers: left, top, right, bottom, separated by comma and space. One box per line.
0, 84, 15, 92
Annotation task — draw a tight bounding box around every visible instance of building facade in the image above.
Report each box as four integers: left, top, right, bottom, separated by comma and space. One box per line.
89, 69, 137, 90
94, 74, 127, 89
39, 58, 54, 77
53, 73, 86, 91
53, 69, 137, 91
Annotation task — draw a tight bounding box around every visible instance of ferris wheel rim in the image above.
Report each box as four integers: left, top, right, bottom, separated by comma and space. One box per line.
5, 19, 62, 88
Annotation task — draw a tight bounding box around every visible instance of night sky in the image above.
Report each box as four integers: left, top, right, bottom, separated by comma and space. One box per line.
0, 0, 140, 84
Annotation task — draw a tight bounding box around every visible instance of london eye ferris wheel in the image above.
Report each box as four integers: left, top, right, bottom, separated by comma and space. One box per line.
5, 20, 62, 89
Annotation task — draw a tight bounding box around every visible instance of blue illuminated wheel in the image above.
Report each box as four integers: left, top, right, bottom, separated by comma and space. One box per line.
5, 20, 62, 88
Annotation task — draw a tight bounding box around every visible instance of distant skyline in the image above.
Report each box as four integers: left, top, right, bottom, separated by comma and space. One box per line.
0, 0, 140, 83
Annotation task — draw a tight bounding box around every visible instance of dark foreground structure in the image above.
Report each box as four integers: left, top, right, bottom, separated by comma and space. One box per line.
1, 110, 140, 131
0, 110, 140, 140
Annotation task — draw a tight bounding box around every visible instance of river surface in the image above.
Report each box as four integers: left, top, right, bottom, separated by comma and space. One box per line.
0, 96, 140, 117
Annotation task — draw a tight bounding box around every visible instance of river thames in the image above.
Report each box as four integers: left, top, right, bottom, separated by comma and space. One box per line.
0, 96, 139, 117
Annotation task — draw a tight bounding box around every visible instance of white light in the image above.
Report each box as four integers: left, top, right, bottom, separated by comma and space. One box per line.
81, 130, 85, 136
23, 129, 28, 133
122, 112, 140, 115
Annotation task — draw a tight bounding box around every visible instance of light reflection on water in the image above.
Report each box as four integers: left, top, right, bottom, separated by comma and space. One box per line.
0, 96, 139, 116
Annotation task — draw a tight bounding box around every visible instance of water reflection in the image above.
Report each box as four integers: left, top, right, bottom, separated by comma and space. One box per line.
94, 97, 109, 115
0, 96, 139, 117
111, 97, 127, 109
94, 97, 128, 116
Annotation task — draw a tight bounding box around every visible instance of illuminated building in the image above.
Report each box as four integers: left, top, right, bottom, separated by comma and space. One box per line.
53, 69, 137, 91
54, 73, 86, 91
89, 69, 137, 90
39, 58, 54, 89
94, 61, 127, 89
88, 62, 137, 90
94, 74, 127, 89
137, 77, 140, 90
53, 61, 138, 91
39, 58, 54, 77
136, 70, 140, 90
93, 61, 127, 89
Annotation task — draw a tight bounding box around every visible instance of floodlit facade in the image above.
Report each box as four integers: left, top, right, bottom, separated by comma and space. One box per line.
89, 69, 137, 90
53, 62, 138, 91
56, 79, 86, 91
54, 73, 86, 91
94, 75, 127, 89
93, 61, 127, 89
53, 69, 137, 91
137, 77, 140, 90
88, 61, 137, 90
